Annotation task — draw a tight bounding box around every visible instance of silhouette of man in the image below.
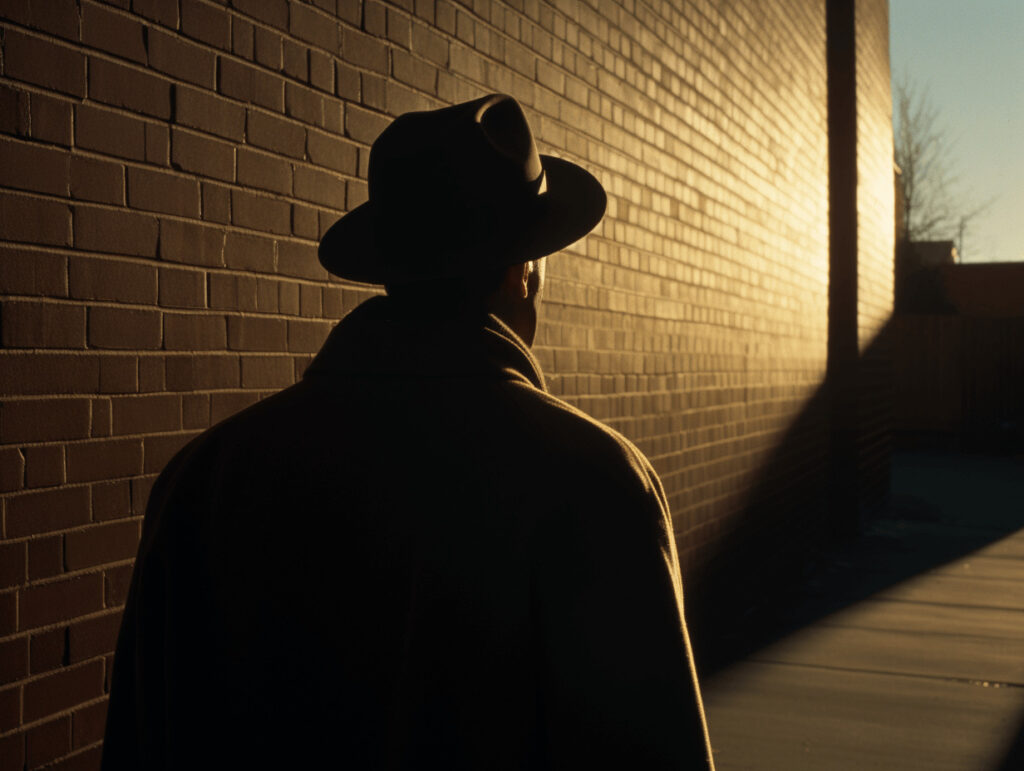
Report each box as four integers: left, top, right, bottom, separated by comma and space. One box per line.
102, 94, 714, 769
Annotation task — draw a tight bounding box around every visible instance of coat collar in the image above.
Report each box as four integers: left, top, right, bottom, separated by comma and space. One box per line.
304, 296, 547, 391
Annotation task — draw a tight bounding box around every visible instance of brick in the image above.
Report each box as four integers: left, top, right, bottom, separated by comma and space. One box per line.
1, 0, 80, 40
144, 432, 194, 473
342, 26, 389, 73
278, 280, 299, 315
145, 122, 169, 165
256, 277, 279, 312
74, 205, 158, 256
0, 137, 70, 196
66, 437, 142, 483
0, 247, 66, 297
138, 355, 164, 393
27, 716, 71, 768
158, 218, 225, 266
69, 256, 157, 304
277, 239, 327, 281
0, 447, 24, 493
81, 1, 147, 62
20, 574, 104, 632
24, 445, 65, 488
225, 234, 268, 276
87, 57, 172, 119
158, 267, 206, 309
218, 58, 284, 112
65, 520, 140, 571
88, 307, 162, 350
0, 354, 100, 397
175, 85, 245, 141
291, 204, 319, 239
0, 193, 72, 247
210, 391, 259, 422
132, 0, 179, 27
110, 393, 179, 434
98, 357, 138, 395
148, 29, 216, 87
233, 0, 287, 28
0, 83, 31, 136
162, 312, 227, 350
288, 319, 331, 353
181, 0, 231, 49
285, 81, 325, 126
0, 301, 86, 349
293, 166, 346, 209
289, 2, 339, 50
208, 272, 257, 310
91, 479, 131, 521
165, 354, 239, 390
168, 128, 234, 182
345, 104, 389, 144
73, 700, 109, 749
28, 91, 73, 146
0, 542, 26, 589
411, 20, 447, 65
0, 638, 28, 685
253, 25, 282, 69
0, 398, 91, 443
91, 396, 112, 435
231, 189, 291, 235
246, 109, 306, 158
182, 393, 210, 428
0, 681, 20, 730
335, 61, 361, 101
231, 15, 254, 58
75, 103, 146, 161
126, 167, 200, 218
237, 148, 292, 195
4, 29, 86, 96
309, 50, 335, 93
201, 182, 231, 224
227, 316, 287, 351
392, 49, 437, 92
240, 356, 293, 388
23, 659, 105, 722
361, 72, 387, 111
282, 38, 308, 80
29, 627, 67, 674
104, 564, 134, 607
70, 156, 125, 205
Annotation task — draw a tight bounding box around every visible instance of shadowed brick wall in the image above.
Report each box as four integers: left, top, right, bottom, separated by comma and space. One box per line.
0, 1, 893, 767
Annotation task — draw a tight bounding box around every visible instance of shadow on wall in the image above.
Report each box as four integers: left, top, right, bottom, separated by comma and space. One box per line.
686, 311, 1024, 677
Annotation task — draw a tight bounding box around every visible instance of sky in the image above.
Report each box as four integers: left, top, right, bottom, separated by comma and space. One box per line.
889, 0, 1024, 262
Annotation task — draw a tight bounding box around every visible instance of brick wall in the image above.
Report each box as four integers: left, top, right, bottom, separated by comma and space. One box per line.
0, 1, 893, 766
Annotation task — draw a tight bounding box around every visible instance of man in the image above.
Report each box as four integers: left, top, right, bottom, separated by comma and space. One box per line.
102, 94, 714, 769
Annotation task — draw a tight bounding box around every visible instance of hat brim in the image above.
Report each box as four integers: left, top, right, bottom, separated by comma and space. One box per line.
318, 155, 606, 284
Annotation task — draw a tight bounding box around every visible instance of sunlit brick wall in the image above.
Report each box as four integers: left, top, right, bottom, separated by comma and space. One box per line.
0, 1, 892, 767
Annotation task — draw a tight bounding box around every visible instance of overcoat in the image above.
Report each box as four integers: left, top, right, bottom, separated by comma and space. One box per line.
102, 296, 714, 769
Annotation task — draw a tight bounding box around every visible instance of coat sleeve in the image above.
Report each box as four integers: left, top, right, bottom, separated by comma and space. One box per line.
532, 441, 715, 769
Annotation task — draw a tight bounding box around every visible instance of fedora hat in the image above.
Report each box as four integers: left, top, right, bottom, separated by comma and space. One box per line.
318, 93, 606, 284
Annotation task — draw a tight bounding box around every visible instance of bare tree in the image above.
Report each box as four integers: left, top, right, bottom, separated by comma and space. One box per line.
893, 77, 989, 258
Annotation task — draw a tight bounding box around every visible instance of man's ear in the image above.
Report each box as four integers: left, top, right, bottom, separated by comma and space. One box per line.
501, 262, 530, 300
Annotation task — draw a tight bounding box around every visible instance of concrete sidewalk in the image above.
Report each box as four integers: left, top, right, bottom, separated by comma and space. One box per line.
702, 451, 1024, 770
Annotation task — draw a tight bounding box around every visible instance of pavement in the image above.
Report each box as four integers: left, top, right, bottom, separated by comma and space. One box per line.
701, 450, 1024, 770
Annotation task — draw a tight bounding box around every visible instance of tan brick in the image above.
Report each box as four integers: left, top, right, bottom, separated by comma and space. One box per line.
133, 0, 179, 27
291, 204, 319, 239
342, 26, 389, 73
233, 0, 287, 27
74, 205, 158, 256
162, 312, 227, 350
310, 49, 335, 93
181, 0, 231, 49
75, 103, 147, 161
81, 0, 148, 62
0, 137, 69, 197
393, 49, 437, 92
0, 193, 72, 247
201, 182, 232, 224
159, 267, 206, 309
288, 319, 331, 353
69, 256, 157, 304
285, 81, 325, 126
276, 240, 327, 281
208, 273, 257, 311
246, 109, 306, 158
227, 316, 287, 351
148, 28, 215, 88
88, 307, 162, 350
127, 167, 201, 218
218, 57, 284, 112
70, 156, 125, 205
4, 29, 86, 97
282, 38, 308, 80
0, 301, 85, 349
145, 122, 169, 164
66, 437, 143, 483
1, 0, 79, 40
210, 391, 259, 423
89, 57, 172, 120
232, 14, 254, 58
231, 189, 291, 236
224, 231, 276, 273
345, 104, 389, 144
292, 165, 346, 209
165, 354, 239, 390
175, 85, 245, 141
159, 218, 225, 267
237, 147, 292, 195
240, 356, 293, 388
335, 61, 361, 101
